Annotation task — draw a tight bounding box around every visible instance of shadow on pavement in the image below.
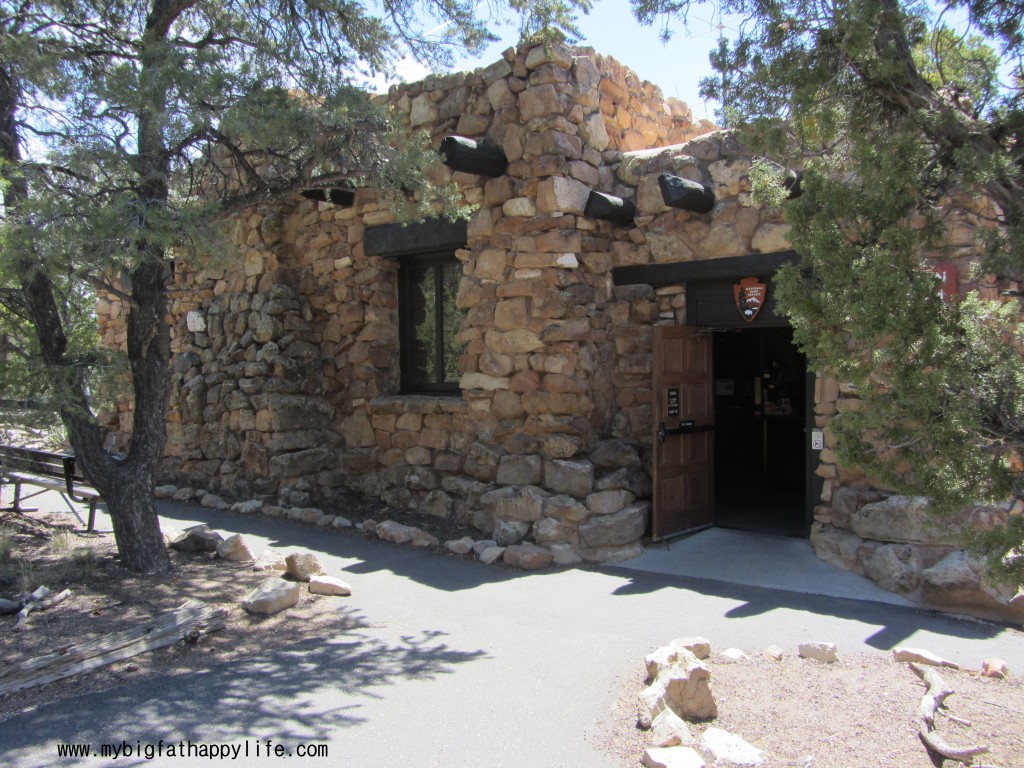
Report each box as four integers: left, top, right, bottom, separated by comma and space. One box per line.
0, 610, 488, 767
158, 501, 1018, 656
602, 565, 1012, 650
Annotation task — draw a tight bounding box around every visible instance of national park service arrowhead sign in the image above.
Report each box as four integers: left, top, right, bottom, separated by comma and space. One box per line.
734, 277, 767, 322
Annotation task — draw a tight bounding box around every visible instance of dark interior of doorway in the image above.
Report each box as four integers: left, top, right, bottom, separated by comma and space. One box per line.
712, 326, 807, 537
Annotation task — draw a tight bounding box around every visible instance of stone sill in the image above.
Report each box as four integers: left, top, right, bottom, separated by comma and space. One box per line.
370, 394, 469, 415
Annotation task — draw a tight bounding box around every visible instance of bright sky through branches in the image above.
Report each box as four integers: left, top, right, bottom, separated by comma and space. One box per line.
373, 0, 740, 122
371, 0, 1020, 124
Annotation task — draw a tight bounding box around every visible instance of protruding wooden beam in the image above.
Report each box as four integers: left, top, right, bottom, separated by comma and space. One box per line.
584, 191, 636, 223
657, 174, 715, 213
300, 188, 355, 206
439, 136, 508, 177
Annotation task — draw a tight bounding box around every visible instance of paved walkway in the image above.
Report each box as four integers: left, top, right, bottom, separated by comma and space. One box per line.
1, 498, 1022, 767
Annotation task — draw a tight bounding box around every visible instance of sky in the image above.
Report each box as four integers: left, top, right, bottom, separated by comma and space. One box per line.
375, 0, 739, 123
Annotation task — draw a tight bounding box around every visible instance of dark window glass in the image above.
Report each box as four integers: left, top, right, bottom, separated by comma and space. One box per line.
398, 251, 465, 393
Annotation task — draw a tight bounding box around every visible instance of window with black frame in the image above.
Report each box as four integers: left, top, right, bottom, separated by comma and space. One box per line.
398, 250, 466, 394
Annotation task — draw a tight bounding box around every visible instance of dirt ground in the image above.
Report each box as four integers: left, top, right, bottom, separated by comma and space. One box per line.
602, 648, 1024, 768
2, 503, 1024, 767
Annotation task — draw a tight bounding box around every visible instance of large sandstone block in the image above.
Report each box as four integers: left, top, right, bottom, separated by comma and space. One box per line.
216, 534, 255, 562
492, 517, 530, 546
860, 542, 921, 593
480, 484, 549, 522
531, 516, 576, 544
810, 524, 864, 572
375, 520, 423, 545
579, 502, 649, 548
850, 495, 960, 545
496, 454, 542, 486
544, 458, 594, 498
242, 578, 301, 616
502, 543, 554, 570
263, 394, 335, 431
285, 552, 325, 582
536, 176, 590, 215
269, 446, 333, 478
198, 425, 240, 460
922, 550, 1024, 621
830, 486, 885, 529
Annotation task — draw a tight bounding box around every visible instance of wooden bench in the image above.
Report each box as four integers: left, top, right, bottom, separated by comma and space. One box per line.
0, 445, 101, 531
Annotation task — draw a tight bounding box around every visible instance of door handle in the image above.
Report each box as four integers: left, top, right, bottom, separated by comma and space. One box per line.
657, 419, 700, 444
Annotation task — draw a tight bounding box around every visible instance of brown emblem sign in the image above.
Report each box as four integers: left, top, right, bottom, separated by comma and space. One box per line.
734, 277, 767, 322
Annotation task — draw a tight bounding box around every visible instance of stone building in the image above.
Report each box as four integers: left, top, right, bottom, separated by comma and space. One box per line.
97, 43, 1022, 623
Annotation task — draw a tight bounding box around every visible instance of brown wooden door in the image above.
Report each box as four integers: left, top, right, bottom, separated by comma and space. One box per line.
651, 326, 715, 541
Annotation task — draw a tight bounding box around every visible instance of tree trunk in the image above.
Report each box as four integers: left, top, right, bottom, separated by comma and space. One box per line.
94, 463, 171, 574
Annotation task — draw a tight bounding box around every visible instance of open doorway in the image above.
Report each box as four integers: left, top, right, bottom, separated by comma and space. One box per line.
712, 326, 808, 537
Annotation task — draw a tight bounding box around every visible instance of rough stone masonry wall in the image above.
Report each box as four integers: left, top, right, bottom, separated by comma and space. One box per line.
96, 43, 729, 562
95, 42, 1023, 616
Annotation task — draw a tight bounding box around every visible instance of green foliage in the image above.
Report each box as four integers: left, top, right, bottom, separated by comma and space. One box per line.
646, 0, 1024, 582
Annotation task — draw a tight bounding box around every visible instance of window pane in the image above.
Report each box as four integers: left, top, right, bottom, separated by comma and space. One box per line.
406, 262, 437, 385
441, 260, 464, 384
399, 252, 466, 393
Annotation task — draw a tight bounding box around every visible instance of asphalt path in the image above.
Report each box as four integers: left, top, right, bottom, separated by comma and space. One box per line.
2, 500, 1022, 767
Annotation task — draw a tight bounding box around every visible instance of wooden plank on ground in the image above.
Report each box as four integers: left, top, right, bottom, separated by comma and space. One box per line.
0, 598, 226, 696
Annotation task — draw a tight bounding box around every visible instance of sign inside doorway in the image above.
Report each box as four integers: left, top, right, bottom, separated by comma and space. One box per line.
733, 277, 767, 322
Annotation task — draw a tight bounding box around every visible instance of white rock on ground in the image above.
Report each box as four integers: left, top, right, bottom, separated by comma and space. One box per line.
673, 637, 712, 660
981, 658, 1009, 678
216, 533, 255, 562
285, 552, 325, 582
548, 542, 582, 565
503, 543, 554, 570
891, 647, 959, 669
798, 642, 839, 664
242, 578, 301, 616
763, 645, 785, 661
411, 530, 439, 548
638, 649, 717, 727
718, 648, 750, 663
472, 539, 498, 556
478, 546, 506, 564
700, 727, 766, 766
445, 537, 476, 555
645, 637, 712, 681
332, 515, 353, 528
308, 575, 353, 596
642, 746, 706, 768
374, 520, 421, 545
252, 550, 287, 572
650, 709, 693, 747
232, 499, 264, 515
